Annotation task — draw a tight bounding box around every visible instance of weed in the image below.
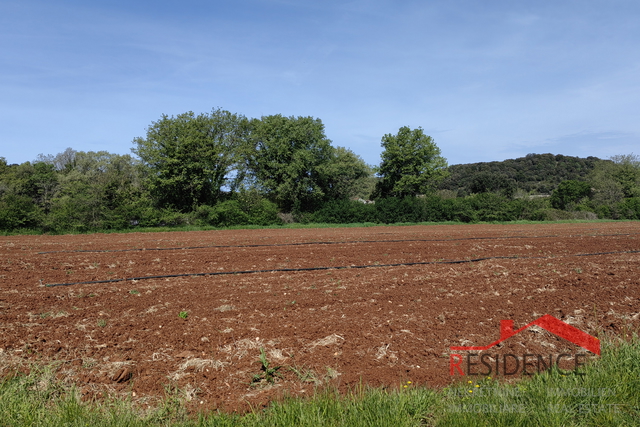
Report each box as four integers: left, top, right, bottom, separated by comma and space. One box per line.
325, 366, 340, 380
251, 347, 283, 385
289, 365, 320, 384
129, 289, 140, 295
97, 319, 107, 327
153, 383, 189, 422
179, 311, 188, 319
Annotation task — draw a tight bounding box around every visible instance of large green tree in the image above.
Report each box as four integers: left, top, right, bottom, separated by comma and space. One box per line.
373, 126, 448, 198
317, 147, 373, 201
245, 114, 334, 211
607, 154, 640, 198
132, 108, 249, 211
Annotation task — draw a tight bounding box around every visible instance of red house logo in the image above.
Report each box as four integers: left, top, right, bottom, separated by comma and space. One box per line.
449, 314, 600, 376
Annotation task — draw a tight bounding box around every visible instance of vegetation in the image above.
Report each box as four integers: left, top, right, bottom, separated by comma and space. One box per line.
251, 347, 283, 386
0, 335, 637, 426
439, 153, 602, 196
373, 126, 449, 198
1, 107, 639, 234
132, 109, 250, 211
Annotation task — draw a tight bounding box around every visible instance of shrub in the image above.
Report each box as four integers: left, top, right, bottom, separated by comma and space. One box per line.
210, 200, 250, 227
246, 199, 280, 226
619, 197, 640, 219
0, 194, 42, 231
550, 180, 592, 210
311, 199, 377, 224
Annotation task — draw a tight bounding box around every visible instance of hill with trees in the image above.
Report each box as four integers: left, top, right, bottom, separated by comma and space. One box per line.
438, 153, 603, 197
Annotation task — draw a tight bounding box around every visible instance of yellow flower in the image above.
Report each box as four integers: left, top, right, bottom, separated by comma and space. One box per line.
475, 384, 480, 387
468, 380, 473, 384
468, 390, 473, 393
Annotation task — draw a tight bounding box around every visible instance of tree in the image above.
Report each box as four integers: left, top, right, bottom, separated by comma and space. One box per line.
550, 180, 592, 210
0, 157, 12, 198
608, 154, 640, 198
317, 147, 373, 200
245, 114, 334, 211
0, 160, 46, 230
47, 151, 145, 231
373, 126, 448, 198
132, 108, 249, 211
469, 171, 516, 198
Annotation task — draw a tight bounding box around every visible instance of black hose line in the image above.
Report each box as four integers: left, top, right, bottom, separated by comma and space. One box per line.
44, 249, 640, 288
37, 232, 637, 255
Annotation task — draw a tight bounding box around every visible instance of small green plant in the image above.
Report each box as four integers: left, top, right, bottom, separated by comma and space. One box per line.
129, 289, 140, 295
251, 347, 282, 385
178, 311, 188, 319
97, 319, 107, 327
289, 364, 320, 384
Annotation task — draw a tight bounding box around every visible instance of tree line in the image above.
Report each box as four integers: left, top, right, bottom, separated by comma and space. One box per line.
1, 108, 639, 233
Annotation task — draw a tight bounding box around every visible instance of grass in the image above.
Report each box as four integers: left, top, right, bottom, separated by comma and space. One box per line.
1, 218, 628, 237
0, 335, 638, 426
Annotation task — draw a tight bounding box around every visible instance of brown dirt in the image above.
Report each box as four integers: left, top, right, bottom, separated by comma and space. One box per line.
1, 222, 639, 413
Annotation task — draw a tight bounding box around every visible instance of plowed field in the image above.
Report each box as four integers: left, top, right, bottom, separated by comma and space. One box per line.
1, 222, 639, 412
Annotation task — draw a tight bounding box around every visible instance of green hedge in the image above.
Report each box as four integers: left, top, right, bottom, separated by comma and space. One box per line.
309, 194, 554, 224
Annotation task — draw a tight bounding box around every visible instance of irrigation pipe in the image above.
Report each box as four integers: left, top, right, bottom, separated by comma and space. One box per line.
37, 232, 638, 255
44, 249, 640, 288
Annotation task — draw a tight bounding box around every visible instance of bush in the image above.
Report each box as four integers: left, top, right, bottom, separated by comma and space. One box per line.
619, 197, 640, 219
375, 197, 423, 223
246, 199, 280, 226
195, 202, 252, 227
528, 208, 598, 221
448, 198, 477, 223
466, 193, 514, 221
550, 180, 592, 210
0, 194, 42, 230
311, 200, 377, 224
134, 207, 191, 228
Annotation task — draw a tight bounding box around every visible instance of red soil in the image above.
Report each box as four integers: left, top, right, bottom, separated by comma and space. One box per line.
1, 222, 639, 412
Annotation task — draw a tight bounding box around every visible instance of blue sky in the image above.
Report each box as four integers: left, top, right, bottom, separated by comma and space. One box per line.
2, 0, 639, 167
